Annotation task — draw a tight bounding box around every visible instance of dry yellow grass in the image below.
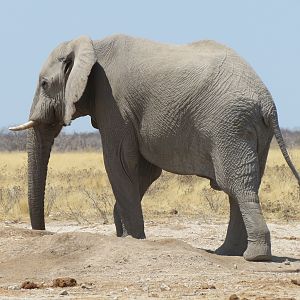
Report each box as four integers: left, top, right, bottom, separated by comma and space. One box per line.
0, 148, 299, 224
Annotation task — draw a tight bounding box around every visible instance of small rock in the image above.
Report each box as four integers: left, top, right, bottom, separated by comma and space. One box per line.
8, 285, 20, 290
142, 285, 149, 292
81, 283, 93, 289
53, 277, 77, 288
291, 279, 300, 286
59, 290, 68, 296
229, 294, 239, 300
217, 264, 221, 268
149, 292, 159, 297
200, 283, 216, 289
234, 264, 238, 269
21, 281, 38, 289
170, 209, 178, 215
284, 259, 291, 265
160, 283, 171, 291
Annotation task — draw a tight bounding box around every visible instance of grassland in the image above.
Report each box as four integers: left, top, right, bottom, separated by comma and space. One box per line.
0, 148, 299, 224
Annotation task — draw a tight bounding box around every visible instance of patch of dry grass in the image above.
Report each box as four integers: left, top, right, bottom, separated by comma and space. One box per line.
0, 148, 299, 224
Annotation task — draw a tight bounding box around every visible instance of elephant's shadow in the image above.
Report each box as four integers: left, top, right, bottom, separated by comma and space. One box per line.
203, 249, 300, 265
269, 255, 300, 264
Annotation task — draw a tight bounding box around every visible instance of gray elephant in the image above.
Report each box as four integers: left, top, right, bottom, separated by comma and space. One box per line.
10, 35, 300, 261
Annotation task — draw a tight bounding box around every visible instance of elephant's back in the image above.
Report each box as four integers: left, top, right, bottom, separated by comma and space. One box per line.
187, 39, 237, 56
95, 34, 236, 69
96, 35, 264, 95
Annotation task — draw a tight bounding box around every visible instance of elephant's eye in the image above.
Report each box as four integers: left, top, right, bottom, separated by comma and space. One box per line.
41, 79, 48, 89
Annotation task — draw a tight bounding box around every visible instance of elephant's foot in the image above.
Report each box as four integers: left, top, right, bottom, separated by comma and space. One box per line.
130, 230, 146, 239
120, 228, 129, 238
215, 240, 247, 256
116, 220, 130, 238
117, 220, 146, 239
243, 242, 271, 261
216, 195, 248, 257
118, 228, 145, 239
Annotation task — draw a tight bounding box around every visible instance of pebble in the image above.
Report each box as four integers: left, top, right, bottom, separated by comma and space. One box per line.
142, 285, 148, 292
8, 285, 20, 290
234, 264, 238, 269
160, 283, 171, 291
149, 292, 159, 297
291, 279, 300, 286
81, 283, 93, 289
59, 290, 68, 296
200, 283, 216, 289
284, 259, 291, 265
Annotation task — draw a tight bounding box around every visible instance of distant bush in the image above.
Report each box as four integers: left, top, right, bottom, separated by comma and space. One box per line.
0, 129, 102, 152
0, 128, 300, 152
280, 129, 300, 148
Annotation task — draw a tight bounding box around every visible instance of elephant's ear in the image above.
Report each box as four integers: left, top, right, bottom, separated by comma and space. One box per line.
64, 36, 96, 125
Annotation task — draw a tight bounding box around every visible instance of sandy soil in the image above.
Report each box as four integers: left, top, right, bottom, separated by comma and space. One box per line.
0, 217, 299, 299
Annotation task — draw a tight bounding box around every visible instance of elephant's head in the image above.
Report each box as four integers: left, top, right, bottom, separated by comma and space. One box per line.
10, 36, 96, 229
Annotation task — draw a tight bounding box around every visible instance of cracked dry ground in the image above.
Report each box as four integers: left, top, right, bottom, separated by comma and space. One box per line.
0, 217, 299, 299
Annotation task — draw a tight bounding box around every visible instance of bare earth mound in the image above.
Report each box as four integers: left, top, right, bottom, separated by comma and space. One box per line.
0, 218, 299, 299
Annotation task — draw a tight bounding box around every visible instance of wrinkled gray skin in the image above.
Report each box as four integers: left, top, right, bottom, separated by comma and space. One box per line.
16, 35, 300, 262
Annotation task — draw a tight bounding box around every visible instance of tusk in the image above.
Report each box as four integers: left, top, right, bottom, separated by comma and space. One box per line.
9, 120, 36, 131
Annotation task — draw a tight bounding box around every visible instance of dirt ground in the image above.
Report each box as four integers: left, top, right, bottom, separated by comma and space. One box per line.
0, 217, 299, 299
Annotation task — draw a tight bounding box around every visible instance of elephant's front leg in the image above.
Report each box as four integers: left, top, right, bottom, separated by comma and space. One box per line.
104, 141, 146, 239
111, 179, 145, 239
116, 198, 145, 239
113, 158, 162, 238
113, 203, 128, 237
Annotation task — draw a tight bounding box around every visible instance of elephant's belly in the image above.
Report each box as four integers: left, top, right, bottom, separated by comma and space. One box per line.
139, 136, 214, 179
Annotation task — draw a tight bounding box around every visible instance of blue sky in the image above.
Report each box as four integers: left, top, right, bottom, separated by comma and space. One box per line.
1, 0, 299, 132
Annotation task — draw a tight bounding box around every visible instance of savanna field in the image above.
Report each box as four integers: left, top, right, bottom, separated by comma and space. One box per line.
0, 147, 299, 224
0, 147, 300, 299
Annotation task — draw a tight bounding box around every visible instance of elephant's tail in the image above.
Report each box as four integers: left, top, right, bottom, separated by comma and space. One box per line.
265, 102, 300, 186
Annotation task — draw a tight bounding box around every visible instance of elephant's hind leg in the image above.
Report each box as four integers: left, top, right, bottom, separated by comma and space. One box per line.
237, 191, 271, 261
215, 196, 247, 256
213, 139, 271, 261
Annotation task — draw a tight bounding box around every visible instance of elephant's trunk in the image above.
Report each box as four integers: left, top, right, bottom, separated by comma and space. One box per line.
27, 126, 55, 230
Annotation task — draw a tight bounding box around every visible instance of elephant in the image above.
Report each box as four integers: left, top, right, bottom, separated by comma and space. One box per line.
10, 34, 300, 261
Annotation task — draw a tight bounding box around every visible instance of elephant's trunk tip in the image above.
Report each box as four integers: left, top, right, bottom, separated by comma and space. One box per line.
9, 120, 36, 131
